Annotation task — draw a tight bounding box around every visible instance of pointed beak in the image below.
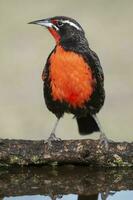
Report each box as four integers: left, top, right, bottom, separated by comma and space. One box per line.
28, 18, 54, 29
29, 18, 60, 43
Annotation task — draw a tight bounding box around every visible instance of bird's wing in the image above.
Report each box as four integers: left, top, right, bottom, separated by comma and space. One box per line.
83, 48, 105, 113
85, 48, 104, 87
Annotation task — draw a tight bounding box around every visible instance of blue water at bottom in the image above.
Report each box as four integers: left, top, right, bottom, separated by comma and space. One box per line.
3, 191, 133, 200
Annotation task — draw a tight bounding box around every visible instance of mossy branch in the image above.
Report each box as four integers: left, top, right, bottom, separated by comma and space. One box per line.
0, 139, 132, 167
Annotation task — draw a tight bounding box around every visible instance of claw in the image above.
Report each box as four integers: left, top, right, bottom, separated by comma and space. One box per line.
48, 133, 61, 142
99, 132, 109, 151
44, 133, 61, 146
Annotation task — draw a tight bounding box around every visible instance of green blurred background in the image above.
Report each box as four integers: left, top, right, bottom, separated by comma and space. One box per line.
0, 0, 133, 141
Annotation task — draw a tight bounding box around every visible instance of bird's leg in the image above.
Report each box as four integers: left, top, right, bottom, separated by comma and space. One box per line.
45, 118, 61, 144
49, 118, 61, 140
92, 114, 109, 150
49, 194, 63, 200
100, 191, 109, 200
100, 189, 116, 200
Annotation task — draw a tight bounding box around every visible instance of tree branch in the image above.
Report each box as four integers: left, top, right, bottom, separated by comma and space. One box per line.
0, 139, 132, 167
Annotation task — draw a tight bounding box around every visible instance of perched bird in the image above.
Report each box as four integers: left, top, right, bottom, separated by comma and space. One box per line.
29, 16, 108, 146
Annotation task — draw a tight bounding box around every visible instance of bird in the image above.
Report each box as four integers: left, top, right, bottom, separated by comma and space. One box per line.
29, 16, 108, 147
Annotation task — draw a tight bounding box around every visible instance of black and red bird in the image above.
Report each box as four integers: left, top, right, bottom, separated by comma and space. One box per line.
29, 16, 108, 145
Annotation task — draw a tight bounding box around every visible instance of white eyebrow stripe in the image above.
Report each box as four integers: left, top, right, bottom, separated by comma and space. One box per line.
62, 20, 82, 31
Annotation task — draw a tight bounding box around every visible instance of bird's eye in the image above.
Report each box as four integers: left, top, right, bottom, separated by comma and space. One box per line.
57, 21, 64, 27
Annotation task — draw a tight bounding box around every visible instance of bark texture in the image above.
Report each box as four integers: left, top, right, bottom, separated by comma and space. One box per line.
0, 139, 132, 167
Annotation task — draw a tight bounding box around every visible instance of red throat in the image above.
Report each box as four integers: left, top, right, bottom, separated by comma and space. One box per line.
48, 28, 61, 43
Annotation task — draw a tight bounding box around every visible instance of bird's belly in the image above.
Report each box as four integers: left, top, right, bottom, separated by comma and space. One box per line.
49, 46, 94, 108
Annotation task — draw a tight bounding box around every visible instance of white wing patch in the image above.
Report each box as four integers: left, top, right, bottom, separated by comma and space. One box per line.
61, 20, 82, 31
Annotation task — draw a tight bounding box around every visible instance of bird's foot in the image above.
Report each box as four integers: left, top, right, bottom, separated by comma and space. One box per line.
101, 190, 116, 200
99, 132, 109, 151
48, 133, 61, 142
101, 191, 109, 200
44, 133, 61, 146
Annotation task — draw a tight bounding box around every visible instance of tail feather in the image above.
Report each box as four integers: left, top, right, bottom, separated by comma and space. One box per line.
76, 114, 100, 135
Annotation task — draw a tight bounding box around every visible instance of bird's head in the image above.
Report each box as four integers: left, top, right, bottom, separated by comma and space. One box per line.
29, 16, 85, 44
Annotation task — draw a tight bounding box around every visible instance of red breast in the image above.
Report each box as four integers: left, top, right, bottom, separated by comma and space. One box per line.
49, 45, 95, 108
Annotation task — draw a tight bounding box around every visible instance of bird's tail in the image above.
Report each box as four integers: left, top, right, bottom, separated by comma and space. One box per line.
76, 114, 100, 135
